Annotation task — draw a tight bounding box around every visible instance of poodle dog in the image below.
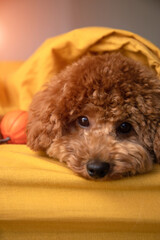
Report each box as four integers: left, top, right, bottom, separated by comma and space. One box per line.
27, 52, 160, 180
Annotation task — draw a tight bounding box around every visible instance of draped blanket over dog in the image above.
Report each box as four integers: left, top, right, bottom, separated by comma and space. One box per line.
0, 27, 160, 114
0, 27, 160, 240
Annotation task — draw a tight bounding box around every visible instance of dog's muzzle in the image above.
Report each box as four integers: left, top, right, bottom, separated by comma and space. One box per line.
87, 160, 110, 179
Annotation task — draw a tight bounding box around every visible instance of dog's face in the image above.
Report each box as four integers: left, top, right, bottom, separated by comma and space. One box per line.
46, 89, 154, 180
27, 53, 160, 180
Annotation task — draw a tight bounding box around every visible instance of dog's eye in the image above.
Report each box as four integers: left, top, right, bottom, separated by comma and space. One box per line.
77, 116, 90, 128
117, 122, 132, 134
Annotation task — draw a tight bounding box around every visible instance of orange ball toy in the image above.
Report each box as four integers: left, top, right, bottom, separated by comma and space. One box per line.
0, 110, 28, 144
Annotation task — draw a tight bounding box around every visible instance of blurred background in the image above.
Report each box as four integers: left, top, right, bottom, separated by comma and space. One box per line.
0, 0, 160, 60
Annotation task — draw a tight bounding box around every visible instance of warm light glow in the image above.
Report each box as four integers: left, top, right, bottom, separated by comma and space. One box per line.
0, 25, 3, 46
0, 26, 1, 45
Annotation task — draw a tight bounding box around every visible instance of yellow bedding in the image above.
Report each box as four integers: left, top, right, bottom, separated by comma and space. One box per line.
0, 27, 160, 114
0, 27, 160, 239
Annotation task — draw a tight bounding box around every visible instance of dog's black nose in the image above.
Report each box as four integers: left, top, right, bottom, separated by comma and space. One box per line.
87, 161, 110, 179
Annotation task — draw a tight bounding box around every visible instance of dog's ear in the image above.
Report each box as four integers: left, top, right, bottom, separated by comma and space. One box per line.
153, 124, 160, 163
27, 58, 88, 151
27, 86, 63, 151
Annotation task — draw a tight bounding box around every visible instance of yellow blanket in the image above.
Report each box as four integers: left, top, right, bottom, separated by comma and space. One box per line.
0, 27, 160, 240
0, 27, 160, 114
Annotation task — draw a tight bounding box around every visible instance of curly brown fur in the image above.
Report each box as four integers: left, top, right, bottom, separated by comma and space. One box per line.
27, 52, 160, 180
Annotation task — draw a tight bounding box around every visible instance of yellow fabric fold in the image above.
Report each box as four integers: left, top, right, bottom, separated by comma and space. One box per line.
0, 27, 160, 114
0, 144, 160, 239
